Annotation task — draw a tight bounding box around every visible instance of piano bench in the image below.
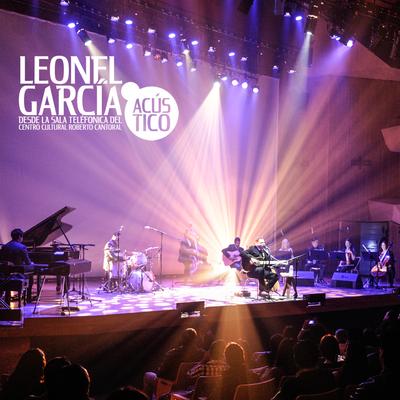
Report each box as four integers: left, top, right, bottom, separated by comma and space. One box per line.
0, 276, 29, 307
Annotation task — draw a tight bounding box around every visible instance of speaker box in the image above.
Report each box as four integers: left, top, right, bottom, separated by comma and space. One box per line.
331, 272, 363, 289
295, 271, 315, 286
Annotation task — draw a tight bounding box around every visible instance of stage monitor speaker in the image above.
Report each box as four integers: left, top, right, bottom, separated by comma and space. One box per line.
176, 301, 205, 318
296, 271, 315, 286
303, 293, 326, 306
331, 272, 363, 289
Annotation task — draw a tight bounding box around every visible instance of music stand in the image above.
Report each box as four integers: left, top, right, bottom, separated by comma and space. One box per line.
361, 250, 379, 288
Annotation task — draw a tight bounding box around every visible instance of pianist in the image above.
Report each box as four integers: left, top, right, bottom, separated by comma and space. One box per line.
0, 228, 34, 302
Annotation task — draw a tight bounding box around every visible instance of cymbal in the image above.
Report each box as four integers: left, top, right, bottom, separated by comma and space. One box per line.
145, 246, 160, 252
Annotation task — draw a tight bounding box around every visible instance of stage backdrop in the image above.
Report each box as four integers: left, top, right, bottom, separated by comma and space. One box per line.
0, 10, 279, 275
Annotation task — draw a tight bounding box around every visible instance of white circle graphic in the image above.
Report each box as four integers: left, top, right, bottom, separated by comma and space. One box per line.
121, 82, 179, 141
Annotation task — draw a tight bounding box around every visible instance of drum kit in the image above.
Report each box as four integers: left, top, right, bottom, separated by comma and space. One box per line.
103, 246, 162, 293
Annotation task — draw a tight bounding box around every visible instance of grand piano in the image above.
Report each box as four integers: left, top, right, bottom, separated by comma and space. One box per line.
23, 206, 92, 276
22, 206, 92, 314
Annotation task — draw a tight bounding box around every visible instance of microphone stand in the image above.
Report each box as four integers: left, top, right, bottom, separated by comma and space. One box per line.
290, 254, 305, 300
144, 226, 167, 289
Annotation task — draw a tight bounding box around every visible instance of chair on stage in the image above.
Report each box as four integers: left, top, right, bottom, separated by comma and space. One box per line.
233, 378, 277, 400
295, 387, 343, 400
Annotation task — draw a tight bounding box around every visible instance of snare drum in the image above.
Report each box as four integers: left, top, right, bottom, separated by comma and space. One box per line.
129, 252, 148, 269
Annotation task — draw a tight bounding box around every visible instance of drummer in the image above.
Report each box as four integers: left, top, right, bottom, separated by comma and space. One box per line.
103, 233, 125, 290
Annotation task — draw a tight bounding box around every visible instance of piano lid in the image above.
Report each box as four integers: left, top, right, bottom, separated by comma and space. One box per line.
22, 206, 75, 247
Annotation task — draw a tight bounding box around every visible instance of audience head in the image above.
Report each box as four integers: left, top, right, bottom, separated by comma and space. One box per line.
319, 334, 340, 363
294, 340, 319, 369
106, 386, 148, 400
269, 333, 284, 358
13, 347, 46, 382
335, 328, 349, 344
180, 328, 198, 347
209, 339, 226, 361
57, 363, 91, 399
44, 356, 71, 393
225, 342, 245, 368
283, 325, 297, 340
274, 338, 296, 374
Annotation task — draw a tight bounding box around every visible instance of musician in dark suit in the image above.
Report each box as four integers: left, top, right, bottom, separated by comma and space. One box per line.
0, 228, 34, 302
242, 238, 279, 296
305, 238, 326, 283
222, 237, 244, 270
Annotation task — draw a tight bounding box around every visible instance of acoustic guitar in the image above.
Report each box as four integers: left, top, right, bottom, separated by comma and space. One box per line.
222, 250, 242, 266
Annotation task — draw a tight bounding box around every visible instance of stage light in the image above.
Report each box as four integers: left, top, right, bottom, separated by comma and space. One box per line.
110, 15, 120, 22
147, 27, 156, 34
252, 85, 259, 93
161, 53, 169, 63
213, 80, 221, 88
241, 81, 249, 89
208, 46, 216, 53
190, 61, 197, 72
182, 48, 190, 55
67, 22, 76, 29
125, 19, 133, 25
284, 12, 291, 17
295, 15, 303, 21
126, 42, 133, 49
288, 68, 296, 74
330, 33, 341, 41
60, 0, 69, 6
272, 65, 279, 71
76, 28, 91, 46
228, 51, 236, 57
346, 39, 354, 48
221, 74, 228, 81
231, 78, 239, 86
107, 36, 116, 44
143, 45, 152, 56
241, 56, 248, 61
176, 58, 183, 67
191, 40, 199, 46
305, 15, 318, 35
168, 32, 176, 39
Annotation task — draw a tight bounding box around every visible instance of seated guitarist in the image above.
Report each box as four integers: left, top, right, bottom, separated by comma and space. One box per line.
222, 237, 243, 271
242, 237, 279, 297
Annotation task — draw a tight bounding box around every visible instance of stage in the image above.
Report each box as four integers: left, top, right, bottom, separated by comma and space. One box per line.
2, 277, 399, 336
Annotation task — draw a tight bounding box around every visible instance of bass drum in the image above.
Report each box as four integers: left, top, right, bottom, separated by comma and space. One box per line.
128, 270, 143, 292
141, 271, 155, 292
